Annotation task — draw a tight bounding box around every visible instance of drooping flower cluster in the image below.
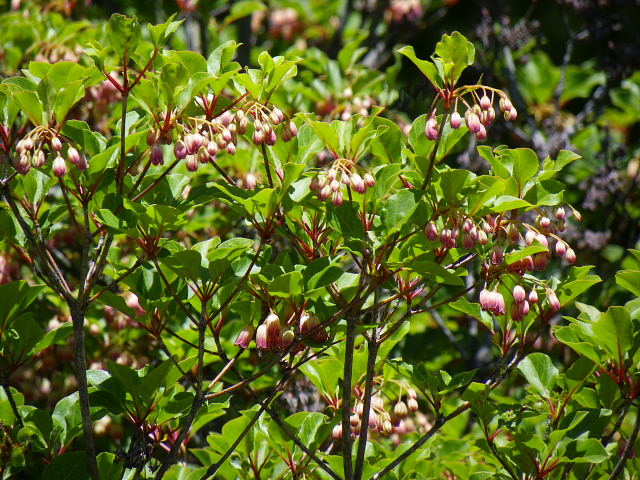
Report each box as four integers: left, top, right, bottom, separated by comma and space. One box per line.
165, 97, 298, 175
309, 157, 376, 206
425, 87, 518, 142
332, 386, 425, 440
13, 129, 88, 177
234, 310, 328, 352
424, 206, 577, 322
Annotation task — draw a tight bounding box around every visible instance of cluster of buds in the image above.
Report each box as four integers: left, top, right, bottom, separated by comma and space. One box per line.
14, 132, 87, 177
309, 159, 376, 206
172, 110, 241, 172
424, 216, 489, 252
425, 88, 517, 143
480, 283, 559, 320
333, 387, 421, 440
338, 88, 378, 122
245, 105, 298, 146
235, 310, 328, 352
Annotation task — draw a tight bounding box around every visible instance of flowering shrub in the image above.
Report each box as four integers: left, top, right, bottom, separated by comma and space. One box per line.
1, 4, 640, 480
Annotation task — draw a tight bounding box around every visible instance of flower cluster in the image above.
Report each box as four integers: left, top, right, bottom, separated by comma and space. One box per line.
14, 130, 87, 177
234, 310, 328, 352
425, 88, 517, 142
309, 157, 376, 205
332, 386, 423, 440
166, 98, 297, 174
425, 206, 575, 321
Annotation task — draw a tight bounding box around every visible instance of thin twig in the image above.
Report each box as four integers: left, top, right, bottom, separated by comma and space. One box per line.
353, 333, 379, 480
341, 316, 357, 480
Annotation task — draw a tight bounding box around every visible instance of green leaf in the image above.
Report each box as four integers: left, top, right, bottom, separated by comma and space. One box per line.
106, 14, 141, 59
517, 353, 559, 396
148, 14, 183, 47
42, 451, 87, 480
433, 31, 475, 85
397, 45, 442, 89
412, 260, 464, 286
381, 190, 419, 235
616, 269, 640, 297
269, 270, 303, 298
439, 169, 471, 207
592, 306, 632, 359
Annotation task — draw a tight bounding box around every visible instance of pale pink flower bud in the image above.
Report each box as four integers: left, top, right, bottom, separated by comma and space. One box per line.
499, 96, 513, 113
234, 325, 255, 349
528, 289, 539, 304
546, 289, 561, 312
539, 216, 551, 231
462, 218, 474, 233
279, 329, 295, 349
197, 146, 209, 164
332, 190, 344, 206
425, 115, 439, 140
351, 173, 366, 193
215, 133, 228, 149
565, 247, 576, 264
150, 144, 164, 165
425, 221, 438, 241
319, 184, 332, 201
555, 241, 567, 256
225, 142, 236, 155
465, 110, 481, 134
494, 291, 506, 315
480, 93, 491, 110
300, 312, 319, 336
508, 107, 518, 120
51, 136, 62, 151
256, 324, 269, 350
330, 179, 340, 192
479, 288, 492, 311
266, 129, 277, 146
207, 140, 219, 156
265, 312, 281, 346
16, 154, 30, 174
174, 140, 187, 159
407, 397, 419, 412
184, 134, 196, 155
185, 156, 198, 172
22, 137, 34, 152
525, 230, 537, 245
288, 120, 298, 137
364, 173, 376, 187
253, 130, 264, 145
450, 111, 462, 129
219, 110, 234, 127
522, 255, 534, 271
535, 234, 549, 248
477, 229, 488, 245
270, 107, 284, 125
33, 150, 46, 168
368, 411, 379, 429
52, 155, 67, 177
475, 124, 487, 141
67, 146, 80, 165
332, 424, 343, 440
75, 153, 88, 171
394, 401, 408, 418
554, 207, 566, 220
513, 285, 526, 304
372, 395, 384, 410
